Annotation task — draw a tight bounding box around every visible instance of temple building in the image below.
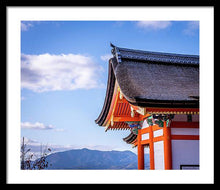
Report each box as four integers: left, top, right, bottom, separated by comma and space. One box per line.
95, 44, 199, 170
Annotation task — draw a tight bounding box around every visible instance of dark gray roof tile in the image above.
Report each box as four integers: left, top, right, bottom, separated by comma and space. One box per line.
95, 44, 199, 126
113, 45, 199, 65
111, 45, 199, 107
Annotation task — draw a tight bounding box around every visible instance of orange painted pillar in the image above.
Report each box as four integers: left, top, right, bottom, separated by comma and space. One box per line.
137, 129, 144, 170
149, 125, 155, 170
163, 121, 172, 169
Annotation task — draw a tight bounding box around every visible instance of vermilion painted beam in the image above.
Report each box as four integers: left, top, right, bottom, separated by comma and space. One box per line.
137, 130, 144, 170
153, 136, 163, 142
141, 139, 150, 145
170, 121, 199, 128
113, 116, 141, 122
171, 135, 199, 140
163, 121, 172, 170
149, 125, 155, 170
141, 128, 150, 134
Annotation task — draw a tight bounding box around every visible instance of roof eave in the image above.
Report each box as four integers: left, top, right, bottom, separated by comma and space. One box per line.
95, 58, 116, 126
127, 98, 199, 108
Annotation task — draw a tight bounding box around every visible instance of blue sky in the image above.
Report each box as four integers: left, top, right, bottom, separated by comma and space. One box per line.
20, 20, 199, 154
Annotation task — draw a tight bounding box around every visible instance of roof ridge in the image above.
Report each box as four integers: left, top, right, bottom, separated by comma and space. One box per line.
110, 44, 199, 65
118, 46, 199, 58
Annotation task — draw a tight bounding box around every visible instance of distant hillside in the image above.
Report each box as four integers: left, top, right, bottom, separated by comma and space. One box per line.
45, 148, 149, 170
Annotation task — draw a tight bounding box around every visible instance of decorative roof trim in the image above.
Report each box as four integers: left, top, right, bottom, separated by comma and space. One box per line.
111, 43, 122, 63
110, 43, 199, 66
145, 107, 199, 115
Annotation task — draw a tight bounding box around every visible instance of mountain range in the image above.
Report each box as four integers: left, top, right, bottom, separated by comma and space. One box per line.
44, 148, 149, 170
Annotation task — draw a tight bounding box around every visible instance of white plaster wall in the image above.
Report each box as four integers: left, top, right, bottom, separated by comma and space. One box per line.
154, 141, 164, 170
172, 140, 199, 169
142, 133, 149, 140
171, 128, 199, 135
153, 129, 163, 137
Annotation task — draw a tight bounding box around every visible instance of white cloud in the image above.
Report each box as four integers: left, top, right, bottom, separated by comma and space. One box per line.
21, 53, 104, 92
21, 22, 33, 31
53, 128, 65, 132
21, 122, 54, 130
21, 121, 64, 132
136, 21, 172, 30
100, 54, 112, 61
183, 21, 199, 35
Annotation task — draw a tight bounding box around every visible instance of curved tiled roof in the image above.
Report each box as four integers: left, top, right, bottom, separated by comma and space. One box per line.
95, 44, 199, 126
123, 132, 137, 144
111, 44, 199, 107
